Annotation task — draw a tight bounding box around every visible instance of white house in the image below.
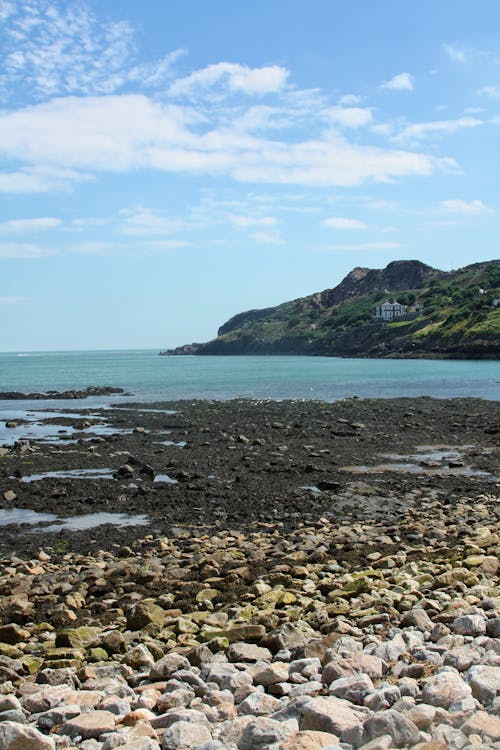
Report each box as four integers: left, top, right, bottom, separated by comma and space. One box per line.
374, 301, 406, 321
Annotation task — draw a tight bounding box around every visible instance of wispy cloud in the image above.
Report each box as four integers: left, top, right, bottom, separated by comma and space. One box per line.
0, 0, 181, 100
439, 198, 493, 215
381, 73, 414, 91
443, 44, 466, 63
323, 217, 368, 230
118, 207, 181, 236
0, 241, 54, 258
394, 116, 482, 144
477, 85, 500, 99
249, 230, 284, 245
0, 217, 61, 233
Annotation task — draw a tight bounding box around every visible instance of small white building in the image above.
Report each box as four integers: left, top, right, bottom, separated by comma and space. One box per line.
374, 301, 406, 321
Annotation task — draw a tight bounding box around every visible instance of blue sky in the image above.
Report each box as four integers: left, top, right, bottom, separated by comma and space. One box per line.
0, 0, 499, 351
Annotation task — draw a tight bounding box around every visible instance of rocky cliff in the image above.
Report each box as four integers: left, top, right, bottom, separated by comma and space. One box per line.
162, 259, 500, 359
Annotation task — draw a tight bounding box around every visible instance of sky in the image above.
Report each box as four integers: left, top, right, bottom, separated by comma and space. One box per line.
0, 0, 499, 352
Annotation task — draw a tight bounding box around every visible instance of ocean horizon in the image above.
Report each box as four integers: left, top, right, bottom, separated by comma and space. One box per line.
0, 349, 498, 404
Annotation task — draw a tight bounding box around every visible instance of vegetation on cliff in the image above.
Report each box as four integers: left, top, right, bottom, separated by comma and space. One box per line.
163, 259, 500, 359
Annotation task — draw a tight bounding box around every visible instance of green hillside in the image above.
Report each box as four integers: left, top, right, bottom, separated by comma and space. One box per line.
163, 260, 500, 359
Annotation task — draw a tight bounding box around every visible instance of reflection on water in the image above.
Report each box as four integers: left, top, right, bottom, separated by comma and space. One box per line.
0, 508, 150, 530
153, 474, 178, 484
20, 468, 115, 482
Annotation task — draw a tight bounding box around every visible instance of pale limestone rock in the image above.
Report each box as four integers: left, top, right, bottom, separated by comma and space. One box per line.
421, 670, 472, 708
461, 710, 500, 741
345, 653, 386, 680
237, 691, 281, 716
356, 735, 393, 750
328, 673, 373, 703
60, 709, 116, 739
254, 662, 290, 687
280, 730, 341, 749
466, 664, 500, 704
0, 722, 55, 750
300, 696, 367, 745
161, 720, 211, 749
228, 642, 272, 662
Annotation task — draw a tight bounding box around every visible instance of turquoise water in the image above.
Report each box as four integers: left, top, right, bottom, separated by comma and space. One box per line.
0, 350, 498, 403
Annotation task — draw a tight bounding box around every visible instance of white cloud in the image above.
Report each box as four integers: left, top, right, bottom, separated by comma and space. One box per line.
0, 241, 54, 258
0, 0, 181, 100
395, 116, 482, 144
0, 217, 61, 233
72, 241, 115, 255
0, 94, 447, 189
119, 208, 181, 235
169, 62, 289, 98
249, 230, 284, 244
443, 44, 466, 63
477, 85, 499, 99
323, 217, 368, 230
326, 106, 372, 128
439, 199, 493, 215
381, 73, 414, 91
0, 166, 92, 193
338, 94, 362, 105
322, 241, 403, 251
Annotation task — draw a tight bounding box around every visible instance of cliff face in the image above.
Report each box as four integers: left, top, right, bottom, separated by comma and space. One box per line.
163, 259, 500, 359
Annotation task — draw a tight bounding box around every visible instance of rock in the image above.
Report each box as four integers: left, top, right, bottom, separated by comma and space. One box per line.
300, 696, 366, 745
452, 615, 487, 636
237, 692, 281, 716
280, 730, 340, 749
466, 664, 500, 704
345, 654, 385, 681
56, 626, 99, 650
401, 608, 433, 631
127, 602, 166, 630
5, 422, 17, 428
461, 710, 500, 741
254, 662, 290, 687
161, 721, 211, 749
237, 717, 297, 749
363, 708, 421, 747
421, 670, 472, 708
0, 624, 30, 645
228, 642, 272, 662
357, 736, 393, 750
60, 709, 116, 739
486, 618, 500, 638
2, 490, 16, 502
263, 622, 316, 653
328, 673, 374, 703
116, 463, 135, 478
124, 644, 155, 669
149, 653, 191, 681
0, 721, 55, 749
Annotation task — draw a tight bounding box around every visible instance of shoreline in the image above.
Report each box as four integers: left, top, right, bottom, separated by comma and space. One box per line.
0, 395, 498, 748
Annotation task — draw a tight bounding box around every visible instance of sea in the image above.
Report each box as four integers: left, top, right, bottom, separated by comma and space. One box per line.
0, 350, 499, 407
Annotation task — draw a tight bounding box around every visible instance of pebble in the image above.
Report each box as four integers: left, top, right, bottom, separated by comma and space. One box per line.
0, 485, 498, 750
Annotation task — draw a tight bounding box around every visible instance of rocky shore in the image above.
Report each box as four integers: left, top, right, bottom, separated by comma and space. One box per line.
0, 397, 498, 749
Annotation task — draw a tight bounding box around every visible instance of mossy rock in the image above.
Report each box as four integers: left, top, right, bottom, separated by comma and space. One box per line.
56, 626, 99, 650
